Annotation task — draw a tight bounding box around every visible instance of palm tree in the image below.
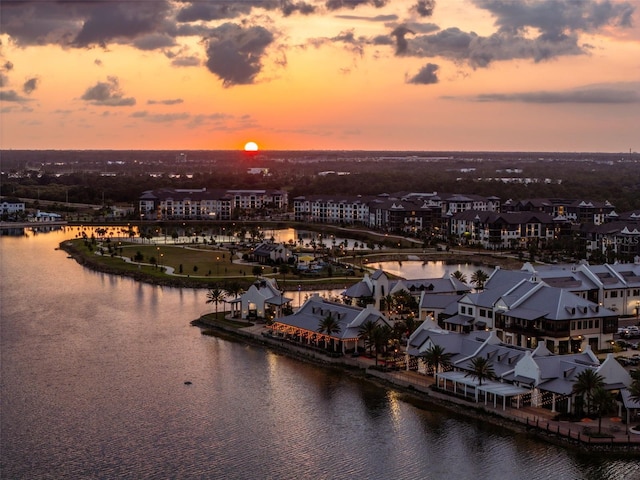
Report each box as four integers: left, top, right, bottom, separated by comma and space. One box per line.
421, 345, 453, 377
465, 356, 495, 386
383, 293, 394, 316
451, 270, 468, 284
206, 287, 226, 318
470, 269, 489, 290
590, 386, 616, 434
572, 369, 605, 416
225, 281, 244, 300
317, 312, 341, 351
372, 324, 392, 366
358, 319, 378, 357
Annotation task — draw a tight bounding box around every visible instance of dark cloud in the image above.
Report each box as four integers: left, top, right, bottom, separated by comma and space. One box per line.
3, 61, 14, 71
399, 1, 636, 68
407, 62, 438, 84
470, 86, 640, 104
475, 0, 635, 36
282, 1, 316, 16
204, 23, 275, 87
0, 89, 30, 102
336, 14, 398, 22
148, 99, 184, 105
413, 0, 436, 17
130, 111, 190, 122
326, 0, 388, 11
81, 77, 136, 106
0, 1, 173, 47
94, 59, 103, 67
171, 55, 201, 67
391, 26, 415, 55
73, 2, 172, 47
23, 77, 39, 94
176, 1, 254, 22
0, 73, 8, 87
133, 34, 176, 51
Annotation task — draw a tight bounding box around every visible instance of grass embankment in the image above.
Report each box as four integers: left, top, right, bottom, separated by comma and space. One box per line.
61, 238, 365, 289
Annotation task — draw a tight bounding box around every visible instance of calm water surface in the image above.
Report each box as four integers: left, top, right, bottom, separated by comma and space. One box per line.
1, 227, 637, 479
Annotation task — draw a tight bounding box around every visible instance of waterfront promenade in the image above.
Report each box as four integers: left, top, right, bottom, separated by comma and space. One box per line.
213, 320, 640, 452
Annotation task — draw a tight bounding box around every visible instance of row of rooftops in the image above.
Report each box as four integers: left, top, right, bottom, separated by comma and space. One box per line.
408, 324, 631, 396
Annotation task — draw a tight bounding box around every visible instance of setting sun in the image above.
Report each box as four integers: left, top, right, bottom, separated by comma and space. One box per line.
244, 141, 259, 152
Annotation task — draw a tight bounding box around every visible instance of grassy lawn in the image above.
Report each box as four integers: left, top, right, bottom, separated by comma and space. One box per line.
68, 239, 365, 288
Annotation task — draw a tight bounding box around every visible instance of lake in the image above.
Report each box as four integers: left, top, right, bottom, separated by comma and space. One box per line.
1, 226, 637, 479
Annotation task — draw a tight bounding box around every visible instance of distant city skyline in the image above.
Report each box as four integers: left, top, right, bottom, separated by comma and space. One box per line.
1, 0, 639, 152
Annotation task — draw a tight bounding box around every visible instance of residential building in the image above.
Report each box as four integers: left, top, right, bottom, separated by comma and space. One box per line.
1, 199, 25, 216
449, 210, 570, 249
505, 198, 615, 225
407, 325, 631, 414
139, 188, 288, 220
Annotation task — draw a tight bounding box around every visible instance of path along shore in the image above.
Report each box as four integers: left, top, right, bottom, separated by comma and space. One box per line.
193, 316, 640, 456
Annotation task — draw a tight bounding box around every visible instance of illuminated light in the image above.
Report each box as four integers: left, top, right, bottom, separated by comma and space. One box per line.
244, 141, 259, 152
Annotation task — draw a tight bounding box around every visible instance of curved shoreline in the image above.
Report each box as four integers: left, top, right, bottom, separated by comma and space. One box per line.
193, 316, 639, 456
60, 238, 522, 291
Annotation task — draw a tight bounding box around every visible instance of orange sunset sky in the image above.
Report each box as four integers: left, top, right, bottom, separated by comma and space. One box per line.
1, 0, 639, 152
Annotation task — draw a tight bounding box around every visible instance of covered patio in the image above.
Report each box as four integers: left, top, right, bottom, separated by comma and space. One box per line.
435, 370, 531, 410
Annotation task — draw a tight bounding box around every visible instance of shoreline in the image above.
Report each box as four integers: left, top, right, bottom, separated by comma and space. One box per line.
192, 315, 640, 456
60, 238, 523, 291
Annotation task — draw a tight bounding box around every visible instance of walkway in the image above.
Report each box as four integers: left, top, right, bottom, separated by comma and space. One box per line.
235, 322, 640, 450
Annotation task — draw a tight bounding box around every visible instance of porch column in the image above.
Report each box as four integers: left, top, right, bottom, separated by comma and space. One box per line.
551, 393, 556, 413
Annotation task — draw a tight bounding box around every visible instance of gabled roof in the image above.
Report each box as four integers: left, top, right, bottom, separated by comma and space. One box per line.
420, 293, 463, 310
275, 296, 389, 340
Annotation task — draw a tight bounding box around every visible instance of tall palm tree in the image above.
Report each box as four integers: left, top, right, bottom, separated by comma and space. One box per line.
317, 312, 341, 351
206, 287, 226, 318
465, 356, 495, 386
358, 319, 377, 357
372, 324, 392, 366
590, 386, 616, 434
451, 270, 468, 284
572, 369, 605, 416
225, 281, 244, 300
383, 293, 394, 316
421, 345, 453, 377
470, 269, 489, 290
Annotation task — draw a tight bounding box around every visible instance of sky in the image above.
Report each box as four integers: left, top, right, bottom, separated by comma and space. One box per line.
1, 0, 639, 152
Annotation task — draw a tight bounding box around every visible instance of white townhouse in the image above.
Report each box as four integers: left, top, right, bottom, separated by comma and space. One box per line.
407, 326, 631, 414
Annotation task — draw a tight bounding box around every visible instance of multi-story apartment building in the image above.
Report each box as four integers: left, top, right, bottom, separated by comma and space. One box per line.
449, 210, 570, 249
293, 191, 499, 235
581, 220, 640, 260
504, 198, 615, 225
139, 188, 287, 221
293, 195, 371, 224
